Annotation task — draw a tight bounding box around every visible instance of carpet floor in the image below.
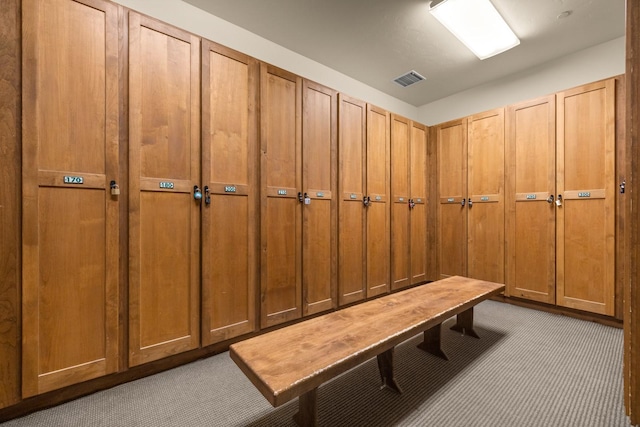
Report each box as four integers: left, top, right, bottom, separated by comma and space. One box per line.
1, 300, 630, 426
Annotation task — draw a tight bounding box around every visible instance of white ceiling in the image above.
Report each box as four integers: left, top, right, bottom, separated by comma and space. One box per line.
182, 0, 625, 107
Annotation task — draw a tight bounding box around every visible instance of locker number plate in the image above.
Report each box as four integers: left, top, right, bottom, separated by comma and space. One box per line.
526, 194, 537, 199
159, 181, 174, 189
225, 186, 237, 193
350, 194, 357, 199
316, 192, 324, 197
481, 196, 490, 201
578, 192, 591, 198
64, 176, 84, 184
278, 189, 287, 195
447, 198, 455, 203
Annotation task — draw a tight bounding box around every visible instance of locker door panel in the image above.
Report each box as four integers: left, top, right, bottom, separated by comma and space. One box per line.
302, 81, 337, 315
129, 13, 200, 366
366, 105, 391, 297
506, 97, 556, 303
201, 42, 258, 345
391, 115, 410, 290
411, 123, 427, 284
468, 109, 505, 284
557, 80, 615, 315
437, 119, 467, 279
261, 65, 302, 327
22, 0, 119, 397
338, 95, 366, 305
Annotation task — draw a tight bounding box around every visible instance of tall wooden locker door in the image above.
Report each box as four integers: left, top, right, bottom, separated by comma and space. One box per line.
260, 64, 302, 328
410, 122, 428, 285
21, 0, 120, 397
338, 95, 367, 305
391, 114, 411, 290
201, 41, 258, 346
302, 80, 337, 316
506, 96, 556, 303
366, 105, 391, 298
467, 109, 505, 284
129, 14, 201, 366
556, 79, 615, 315
436, 119, 467, 279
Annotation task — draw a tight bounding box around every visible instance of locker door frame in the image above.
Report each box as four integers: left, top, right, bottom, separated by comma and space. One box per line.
128, 12, 201, 366
259, 63, 303, 328
200, 40, 259, 346
390, 113, 411, 290
410, 121, 428, 285
21, 0, 121, 396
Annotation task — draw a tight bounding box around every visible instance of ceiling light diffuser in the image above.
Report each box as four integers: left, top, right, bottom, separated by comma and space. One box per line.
429, 0, 520, 60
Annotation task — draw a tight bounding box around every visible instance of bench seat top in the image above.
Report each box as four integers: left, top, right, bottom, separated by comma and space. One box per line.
229, 276, 505, 407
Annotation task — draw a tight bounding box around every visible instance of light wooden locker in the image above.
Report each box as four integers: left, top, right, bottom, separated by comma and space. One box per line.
260, 64, 302, 328
467, 108, 505, 284
391, 114, 411, 290
366, 105, 391, 298
436, 118, 468, 279
506, 96, 556, 303
410, 122, 428, 285
302, 80, 337, 316
338, 95, 367, 305
337, 99, 391, 305
128, 13, 201, 366
21, 0, 120, 396
556, 79, 616, 315
201, 41, 258, 346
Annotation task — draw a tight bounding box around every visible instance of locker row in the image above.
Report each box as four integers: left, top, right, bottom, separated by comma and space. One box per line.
11, 0, 623, 407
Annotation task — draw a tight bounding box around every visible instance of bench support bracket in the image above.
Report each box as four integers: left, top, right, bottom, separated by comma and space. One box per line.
293, 387, 318, 427
377, 348, 403, 394
417, 324, 449, 360
450, 307, 480, 338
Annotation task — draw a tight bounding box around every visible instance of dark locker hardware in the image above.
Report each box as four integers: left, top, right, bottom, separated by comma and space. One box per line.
461, 198, 466, 207
468, 199, 473, 207
408, 199, 416, 209
110, 180, 120, 196
620, 180, 626, 194
555, 194, 563, 207
363, 196, 371, 207
298, 192, 303, 203
547, 194, 554, 204
204, 186, 211, 205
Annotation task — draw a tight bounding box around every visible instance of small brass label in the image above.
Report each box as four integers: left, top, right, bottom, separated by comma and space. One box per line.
63, 176, 83, 184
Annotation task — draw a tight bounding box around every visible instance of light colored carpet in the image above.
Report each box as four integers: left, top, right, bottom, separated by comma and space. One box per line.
1, 300, 630, 426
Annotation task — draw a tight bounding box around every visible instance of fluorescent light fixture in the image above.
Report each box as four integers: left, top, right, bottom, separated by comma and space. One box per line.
429, 0, 520, 60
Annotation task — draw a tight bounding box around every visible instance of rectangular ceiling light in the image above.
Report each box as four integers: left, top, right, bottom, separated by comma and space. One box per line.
429, 0, 520, 60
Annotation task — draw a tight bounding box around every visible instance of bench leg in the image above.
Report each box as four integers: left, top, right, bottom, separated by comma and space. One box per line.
377, 348, 403, 394
293, 388, 318, 427
417, 324, 449, 360
450, 307, 480, 339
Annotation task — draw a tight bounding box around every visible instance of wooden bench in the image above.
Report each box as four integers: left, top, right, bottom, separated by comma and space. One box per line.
229, 276, 505, 426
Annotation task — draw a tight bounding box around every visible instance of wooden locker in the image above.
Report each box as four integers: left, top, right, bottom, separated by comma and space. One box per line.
391, 114, 411, 290
366, 105, 391, 298
128, 13, 201, 366
338, 95, 367, 305
301, 80, 337, 316
506, 96, 556, 303
467, 108, 505, 284
201, 41, 259, 346
260, 64, 302, 328
21, 0, 120, 396
436, 118, 468, 279
556, 79, 616, 315
410, 122, 428, 285
337, 99, 390, 305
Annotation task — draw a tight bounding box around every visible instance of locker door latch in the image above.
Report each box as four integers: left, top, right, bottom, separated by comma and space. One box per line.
555, 194, 563, 207
620, 180, 626, 194
547, 194, 554, 204
204, 186, 211, 205
363, 196, 371, 207
408, 199, 415, 209
110, 180, 120, 196
461, 198, 466, 207
468, 199, 473, 207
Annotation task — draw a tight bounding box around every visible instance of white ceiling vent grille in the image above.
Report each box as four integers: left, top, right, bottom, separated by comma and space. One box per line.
393, 70, 426, 87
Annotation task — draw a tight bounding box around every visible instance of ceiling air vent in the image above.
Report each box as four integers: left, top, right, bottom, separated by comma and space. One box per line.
393, 70, 426, 87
